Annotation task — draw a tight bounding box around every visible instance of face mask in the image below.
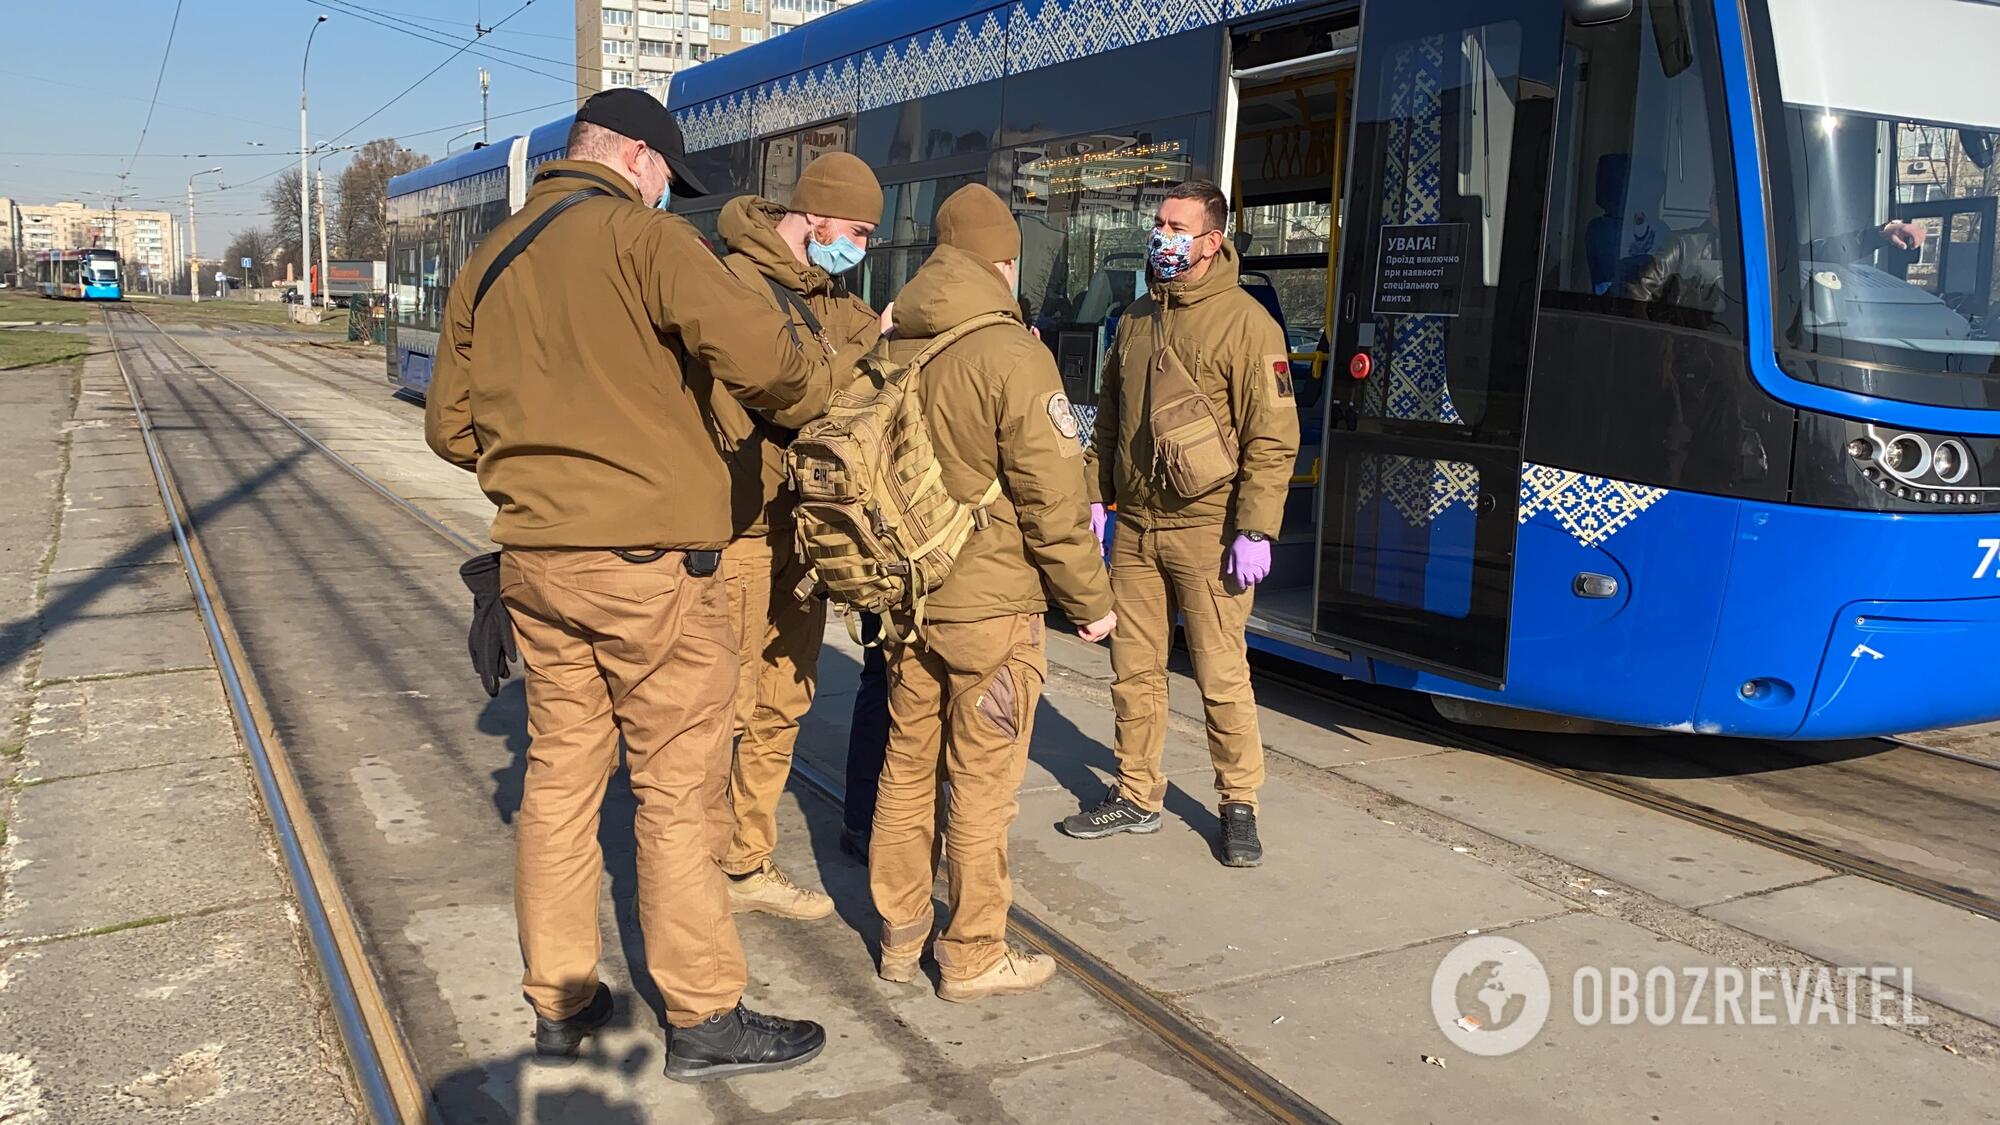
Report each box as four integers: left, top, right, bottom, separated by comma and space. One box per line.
807, 230, 866, 274
1148, 229, 1197, 281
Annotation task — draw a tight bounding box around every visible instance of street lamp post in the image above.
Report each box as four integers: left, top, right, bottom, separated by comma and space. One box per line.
315, 145, 355, 310
301, 14, 328, 316
188, 166, 223, 303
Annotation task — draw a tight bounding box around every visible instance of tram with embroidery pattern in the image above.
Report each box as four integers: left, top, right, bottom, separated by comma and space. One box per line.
393, 0, 2000, 739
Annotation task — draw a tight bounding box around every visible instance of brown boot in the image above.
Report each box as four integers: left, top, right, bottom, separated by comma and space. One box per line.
878, 941, 923, 984
936, 947, 1055, 1003
726, 861, 835, 921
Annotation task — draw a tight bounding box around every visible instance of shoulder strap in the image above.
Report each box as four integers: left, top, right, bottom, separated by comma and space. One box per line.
472, 186, 611, 313
899, 311, 1019, 378
762, 274, 826, 341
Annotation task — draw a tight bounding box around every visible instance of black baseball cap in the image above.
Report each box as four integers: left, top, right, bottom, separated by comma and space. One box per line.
573, 88, 710, 198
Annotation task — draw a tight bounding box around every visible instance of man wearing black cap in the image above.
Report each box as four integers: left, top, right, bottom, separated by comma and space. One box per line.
426, 88, 856, 1081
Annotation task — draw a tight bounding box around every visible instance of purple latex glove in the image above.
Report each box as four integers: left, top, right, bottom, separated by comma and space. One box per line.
1090, 503, 1109, 550
1226, 534, 1273, 587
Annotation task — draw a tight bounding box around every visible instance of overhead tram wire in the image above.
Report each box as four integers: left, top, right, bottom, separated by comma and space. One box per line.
298, 0, 592, 90
206, 0, 545, 206
337, 0, 575, 42
324, 0, 547, 147
123, 0, 188, 181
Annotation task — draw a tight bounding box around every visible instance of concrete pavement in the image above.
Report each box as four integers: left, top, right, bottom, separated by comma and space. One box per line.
0, 338, 357, 1122
28, 315, 1997, 1123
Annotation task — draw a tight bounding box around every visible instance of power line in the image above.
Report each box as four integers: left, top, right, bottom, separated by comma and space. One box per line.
306, 0, 587, 87
2, 150, 323, 159
123, 0, 189, 181
342, 1, 572, 42
197, 0, 545, 206
327, 0, 546, 146
0, 68, 289, 134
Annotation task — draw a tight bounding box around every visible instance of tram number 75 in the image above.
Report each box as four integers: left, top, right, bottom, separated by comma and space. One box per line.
1977, 539, 2000, 579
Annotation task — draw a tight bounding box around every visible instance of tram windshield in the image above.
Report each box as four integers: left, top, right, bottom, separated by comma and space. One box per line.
1763, 0, 2000, 396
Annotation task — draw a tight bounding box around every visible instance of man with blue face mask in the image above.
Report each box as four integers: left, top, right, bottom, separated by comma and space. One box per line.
702, 152, 886, 921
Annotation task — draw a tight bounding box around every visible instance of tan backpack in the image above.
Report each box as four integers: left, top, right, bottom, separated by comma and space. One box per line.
786, 313, 1013, 643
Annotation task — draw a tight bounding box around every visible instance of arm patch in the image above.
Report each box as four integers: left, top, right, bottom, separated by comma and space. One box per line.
1264, 354, 1296, 400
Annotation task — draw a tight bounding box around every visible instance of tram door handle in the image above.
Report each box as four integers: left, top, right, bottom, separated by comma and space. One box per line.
1342, 291, 1357, 323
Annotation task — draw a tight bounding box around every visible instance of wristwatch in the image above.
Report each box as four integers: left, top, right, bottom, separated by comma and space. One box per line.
1240, 531, 1269, 543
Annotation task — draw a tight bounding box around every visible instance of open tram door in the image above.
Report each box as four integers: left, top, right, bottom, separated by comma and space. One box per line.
1311, 0, 1576, 688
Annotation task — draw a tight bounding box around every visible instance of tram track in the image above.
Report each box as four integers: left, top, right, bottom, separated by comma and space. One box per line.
114, 298, 2000, 1115
112, 305, 1338, 1125
102, 308, 431, 1123
1252, 662, 2000, 924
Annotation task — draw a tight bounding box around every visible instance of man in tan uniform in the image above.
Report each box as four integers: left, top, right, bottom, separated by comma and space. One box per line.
1060, 180, 1299, 868
425, 90, 855, 1080
707, 153, 884, 920
871, 184, 1116, 1002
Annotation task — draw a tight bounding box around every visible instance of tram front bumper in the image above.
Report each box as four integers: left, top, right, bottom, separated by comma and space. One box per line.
1794, 598, 2000, 741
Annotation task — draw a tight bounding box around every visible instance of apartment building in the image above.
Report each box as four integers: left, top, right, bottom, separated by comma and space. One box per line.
0, 198, 181, 290
575, 0, 859, 102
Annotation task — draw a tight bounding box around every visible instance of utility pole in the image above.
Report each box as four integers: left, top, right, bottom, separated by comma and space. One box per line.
302, 14, 328, 314
187, 166, 222, 303
480, 67, 491, 145
317, 168, 333, 309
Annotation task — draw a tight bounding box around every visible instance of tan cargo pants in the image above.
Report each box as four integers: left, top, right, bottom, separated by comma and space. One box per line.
500, 548, 746, 1028
870, 613, 1045, 980
1108, 523, 1265, 812
720, 532, 827, 875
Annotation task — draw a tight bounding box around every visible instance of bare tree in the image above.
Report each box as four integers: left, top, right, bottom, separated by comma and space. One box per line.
265, 169, 327, 267
223, 227, 277, 287
336, 139, 431, 260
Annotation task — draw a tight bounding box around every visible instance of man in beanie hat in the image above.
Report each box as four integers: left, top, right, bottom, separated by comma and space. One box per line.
868, 183, 1116, 1003
703, 152, 885, 920
425, 88, 853, 1080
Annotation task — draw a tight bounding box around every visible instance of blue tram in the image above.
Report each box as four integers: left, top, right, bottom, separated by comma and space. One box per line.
35, 248, 122, 300
389, 0, 2000, 740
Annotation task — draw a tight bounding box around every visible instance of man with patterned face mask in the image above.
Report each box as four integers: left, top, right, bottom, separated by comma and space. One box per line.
703, 152, 886, 920
1062, 180, 1300, 868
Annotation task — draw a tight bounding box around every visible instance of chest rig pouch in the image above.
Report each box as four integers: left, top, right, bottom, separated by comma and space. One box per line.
1145, 302, 1238, 499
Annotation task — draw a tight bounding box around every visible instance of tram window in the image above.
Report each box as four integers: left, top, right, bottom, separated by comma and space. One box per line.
1003, 117, 1209, 401
393, 244, 420, 329
760, 122, 850, 203
1539, 0, 1742, 333
853, 80, 1001, 169
1777, 115, 2000, 379
1000, 34, 1218, 149
684, 140, 754, 198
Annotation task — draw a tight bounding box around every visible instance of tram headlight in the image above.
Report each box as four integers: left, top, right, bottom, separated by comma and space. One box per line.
1933, 440, 1970, 484
1883, 434, 1931, 477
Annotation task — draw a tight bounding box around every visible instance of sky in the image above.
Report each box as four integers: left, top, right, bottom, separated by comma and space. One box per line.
0, 1, 587, 256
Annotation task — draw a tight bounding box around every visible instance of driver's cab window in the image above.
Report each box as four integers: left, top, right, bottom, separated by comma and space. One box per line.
1540, 0, 1742, 333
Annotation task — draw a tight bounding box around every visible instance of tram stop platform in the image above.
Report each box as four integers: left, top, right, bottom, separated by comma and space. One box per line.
1, 320, 1998, 1123
0, 339, 355, 1121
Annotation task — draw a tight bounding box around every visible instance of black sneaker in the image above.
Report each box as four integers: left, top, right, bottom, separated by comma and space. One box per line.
664, 1003, 826, 1082
533, 982, 613, 1060
839, 826, 870, 865
1220, 803, 1263, 868
1058, 794, 1162, 839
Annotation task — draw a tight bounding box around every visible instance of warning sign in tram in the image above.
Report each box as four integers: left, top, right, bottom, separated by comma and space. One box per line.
1372, 222, 1469, 318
